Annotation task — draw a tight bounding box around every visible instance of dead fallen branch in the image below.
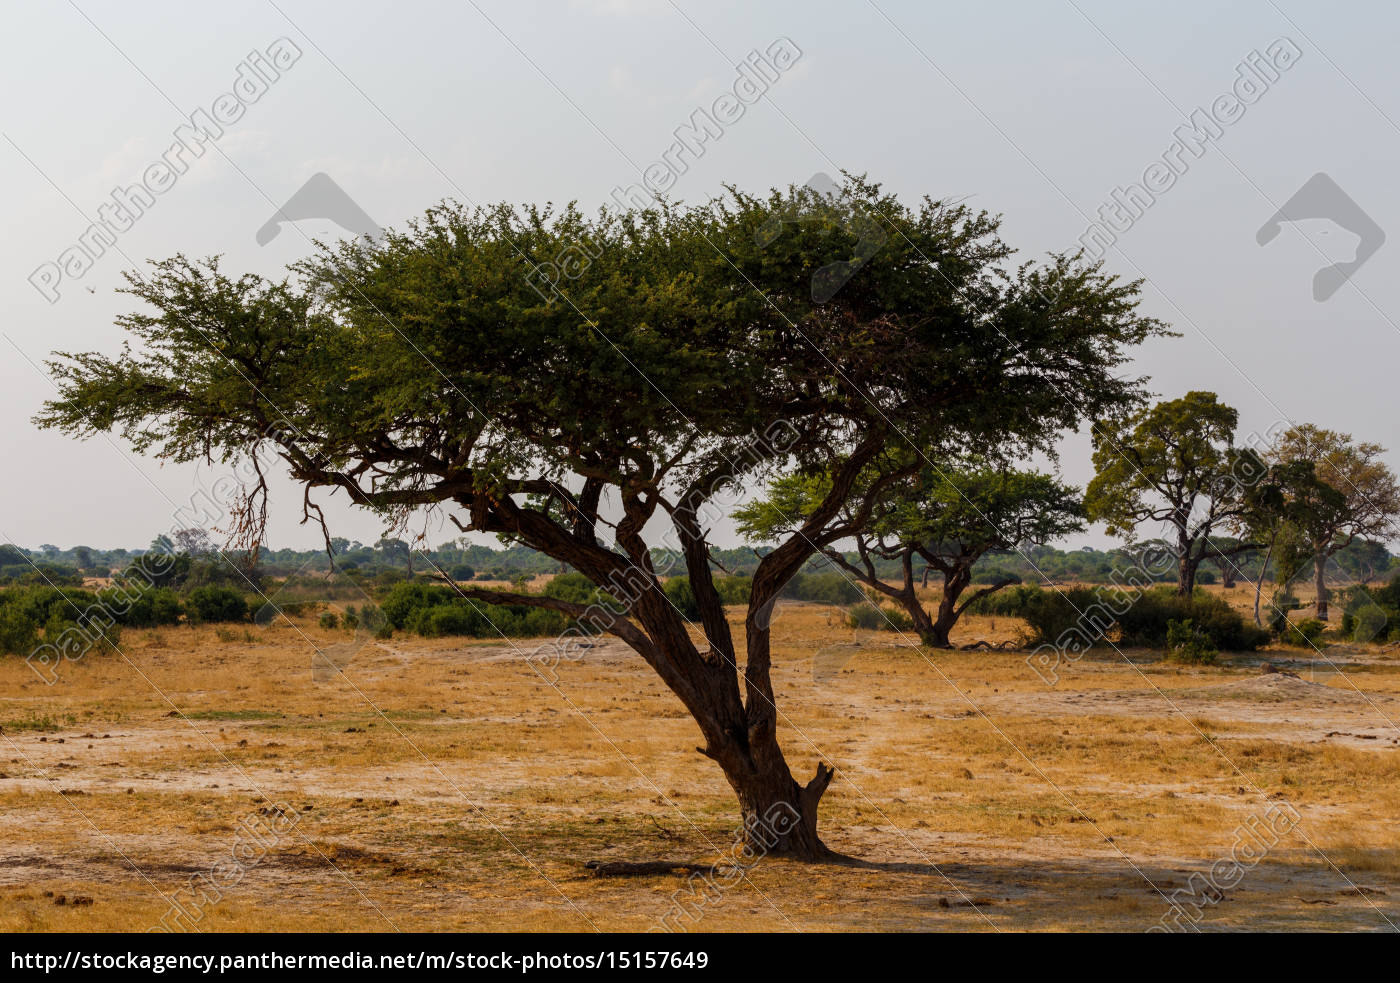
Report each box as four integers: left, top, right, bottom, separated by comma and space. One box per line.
584, 860, 717, 878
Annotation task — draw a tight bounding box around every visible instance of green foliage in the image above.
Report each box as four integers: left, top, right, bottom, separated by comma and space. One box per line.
185, 586, 249, 624
378, 580, 567, 638
1115, 588, 1269, 651
967, 583, 1045, 617
542, 572, 619, 608
1019, 587, 1106, 647
1339, 584, 1395, 643
1086, 392, 1252, 538
662, 577, 700, 622
318, 611, 339, 629
0, 604, 39, 655
103, 585, 185, 627
1280, 617, 1327, 648
845, 601, 913, 632
780, 573, 863, 605
967, 583, 1265, 652
715, 575, 752, 607
1165, 618, 1218, 665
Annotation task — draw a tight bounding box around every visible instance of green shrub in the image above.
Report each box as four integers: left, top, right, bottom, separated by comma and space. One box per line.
1019, 586, 1106, 646
845, 601, 914, 632
1117, 588, 1268, 651
1281, 617, 1326, 648
413, 603, 479, 637
966, 583, 1043, 617
781, 573, 863, 605
186, 586, 249, 623
1166, 618, 1217, 664
846, 602, 883, 630
715, 575, 752, 607
543, 572, 621, 610
1339, 585, 1395, 643
104, 585, 184, 627
0, 605, 39, 655
380, 582, 437, 629
663, 577, 700, 622
964, 583, 1266, 652
318, 611, 339, 629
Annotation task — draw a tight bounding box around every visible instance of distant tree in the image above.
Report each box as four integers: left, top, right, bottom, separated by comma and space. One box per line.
1201, 536, 1248, 588
738, 459, 1084, 648
1268, 425, 1400, 619
1334, 539, 1392, 587
73, 546, 95, 570
1085, 392, 1264, 595
375, 537, 413, 574
172, 527, 215, 557
0, 544, 28, 567
1237, 459, 1344, 626
39, 544, 59, 557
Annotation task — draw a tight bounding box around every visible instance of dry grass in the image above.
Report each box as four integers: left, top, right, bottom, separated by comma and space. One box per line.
1, 588, 1399, 932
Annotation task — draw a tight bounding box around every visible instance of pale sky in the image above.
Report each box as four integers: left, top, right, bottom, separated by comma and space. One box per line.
3, 0, 1398, 551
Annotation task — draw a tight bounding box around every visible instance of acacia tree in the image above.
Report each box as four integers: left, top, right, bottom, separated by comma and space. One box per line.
1268, 424, 1400, 620
736, 461, 1084, 648
36, 178, 1162, 858
1085, 392, 1264, 596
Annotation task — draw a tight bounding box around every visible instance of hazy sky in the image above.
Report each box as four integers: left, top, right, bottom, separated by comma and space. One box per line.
3, 0, 1398, 552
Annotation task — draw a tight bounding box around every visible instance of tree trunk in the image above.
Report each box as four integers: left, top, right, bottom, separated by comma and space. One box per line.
1254, 539, 1274, 628
715, 743, 833, 857
1217, 560, 1236, 589
1314, 553, 1329, 621
1177, 550, 1196, 597
924, 570, 970, 648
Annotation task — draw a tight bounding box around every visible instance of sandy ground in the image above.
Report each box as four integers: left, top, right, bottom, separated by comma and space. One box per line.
2, 593, 1400, 932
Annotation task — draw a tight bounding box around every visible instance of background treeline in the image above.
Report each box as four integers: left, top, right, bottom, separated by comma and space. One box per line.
0, 530, 1396, 657
6, 537, 1394, 587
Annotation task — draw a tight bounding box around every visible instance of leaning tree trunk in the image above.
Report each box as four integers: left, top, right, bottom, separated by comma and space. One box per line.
723, 583, 836, 859
1314, 554, 1329, 621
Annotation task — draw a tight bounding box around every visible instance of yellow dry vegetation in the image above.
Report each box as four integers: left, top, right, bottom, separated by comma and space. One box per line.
1, 586, 1398, 932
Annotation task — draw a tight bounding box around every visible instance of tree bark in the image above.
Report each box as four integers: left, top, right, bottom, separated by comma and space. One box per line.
1254, 539, 1274, 628
712, 741, 834, 857
1314, 553, 1329, 621
1176, 532, 1197, 597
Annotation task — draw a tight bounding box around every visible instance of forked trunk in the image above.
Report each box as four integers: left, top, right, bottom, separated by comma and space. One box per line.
720, 751, 834, 858
903, 595, 950, 649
